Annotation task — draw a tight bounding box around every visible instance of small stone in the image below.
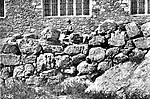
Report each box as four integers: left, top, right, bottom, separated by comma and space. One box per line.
141, 22, 150, 37
88, 47, 106, 62
22, 55, 37, 64
89, 35, 105, 46
0, 54, 20, 66
106, 47, 120, 58
1, 43, 21, 55
71, 54, 86, 66
97, 59, 113, 72
0, 67, 11, 79
24, 64, 34, 77
69, 33, 83, 44
108, 31, 126, 47
125, 22, 141, 38
113, 53, 128, 64
64, 44, 88, 55
13, 65, 24, 78
133, 37, 150, 49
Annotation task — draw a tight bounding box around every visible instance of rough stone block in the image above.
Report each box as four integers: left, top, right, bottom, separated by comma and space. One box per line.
0, 54, 20, 66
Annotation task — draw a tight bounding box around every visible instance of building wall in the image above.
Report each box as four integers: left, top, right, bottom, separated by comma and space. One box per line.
0, 0, 150, 38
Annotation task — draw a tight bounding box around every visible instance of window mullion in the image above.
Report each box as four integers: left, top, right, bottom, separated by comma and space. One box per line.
82, 0, 83, 15
74, 0, 76, 16
58, 0, 60, 16
145, 0, 148, 14
66, 0, 68, 15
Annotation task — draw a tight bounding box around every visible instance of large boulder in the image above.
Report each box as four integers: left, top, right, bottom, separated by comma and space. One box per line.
1, 43, 21, 55
86, 56, 150, 98
133, 37, 150, 49
88, 47, 106, 62
89, 35, 105, 46
125, 22, 141, 38
108, 31, 126, 47
64, 44, 88, 55
141, 22, 150, 37
0, 54, 20, 66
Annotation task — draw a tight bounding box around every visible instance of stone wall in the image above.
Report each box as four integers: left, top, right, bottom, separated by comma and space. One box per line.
0, 0, 150, 38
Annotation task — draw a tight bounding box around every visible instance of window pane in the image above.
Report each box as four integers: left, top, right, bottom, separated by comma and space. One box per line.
68, 0, 73, 15
139, 0, 145, 14
60, 0, 66, 16
148, 0, 150, 14
76, 0, 82, 15
0, 0, 4, 17
43, 0, 51, 16
131, 0, 137, 14
83, 0, 89, 15
52, 0, 58, 16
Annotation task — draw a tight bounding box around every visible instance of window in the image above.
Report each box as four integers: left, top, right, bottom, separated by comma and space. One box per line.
43, 0, 92, 17
130, 0, 150, 15
0, 0, 5, 18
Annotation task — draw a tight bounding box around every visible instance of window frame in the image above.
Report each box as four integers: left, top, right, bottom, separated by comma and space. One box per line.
130, 0, 150, 15
42, 0, 92, 18
0, 0, 6, 18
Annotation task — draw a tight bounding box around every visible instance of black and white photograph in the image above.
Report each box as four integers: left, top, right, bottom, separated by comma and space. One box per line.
0, 0, 150, 99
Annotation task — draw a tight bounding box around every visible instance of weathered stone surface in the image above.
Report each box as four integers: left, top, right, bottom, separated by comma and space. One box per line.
64, 44, 88, 55
125, 22, 141, 38
71, 54, 86, 66
0, 78, 4, 87
113, 53, 128, 64
133, 37, 150, 49
21, 55, 37, 64
77, 61, 97, 75
77, 61, 89, 75
89, 35, 105, 46
88, 47, 106, 62
97, 20, 118, 34
69, 33, 83, 44
141, 22, 150, 37
41, 41, 63, 53
0, 67, 11, 79
24, 64, 34, 77
13, 65, 24, 78
129, 48, 146, 64
1, 43, 21, 55
37, 53, 53, 72
41, 27, 60, 41
97, 59, 113, 72
56, 55, 71, 70
0, 54, 20, 66
106, 47, 120, 58
108, 31, 126, 46
20, 39, 43, 54
86, 55, 150, 98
